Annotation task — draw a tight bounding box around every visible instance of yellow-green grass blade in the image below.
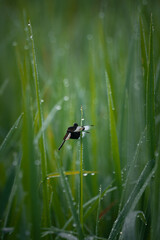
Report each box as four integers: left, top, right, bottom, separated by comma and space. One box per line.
46, 170, 97, 179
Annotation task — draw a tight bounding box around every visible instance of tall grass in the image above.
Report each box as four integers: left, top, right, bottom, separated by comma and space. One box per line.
0, 1, 160, 239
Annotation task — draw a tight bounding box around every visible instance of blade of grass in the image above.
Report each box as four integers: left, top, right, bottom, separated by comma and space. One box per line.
146, 15, 155, 160
57, 160, 84, 239
80, 105, 84, 231
140, 16, 148, 110
121, 211, 146, 240
61, 185, 116, 231
95, 186, 101, 237
1, 153, 22, 240
46, 170, 97, 179
108, 159, 155, 240
0, 113, 23, 158
27, 20, 51, 227
105, 71, 122, 191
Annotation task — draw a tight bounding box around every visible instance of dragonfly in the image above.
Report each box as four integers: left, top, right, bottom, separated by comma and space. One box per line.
58, 123, 93, 150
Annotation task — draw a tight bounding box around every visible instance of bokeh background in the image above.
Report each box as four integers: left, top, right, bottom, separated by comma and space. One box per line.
0, 0, 160, 239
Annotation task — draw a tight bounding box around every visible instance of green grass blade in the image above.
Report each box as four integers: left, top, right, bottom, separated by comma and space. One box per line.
0, 113, 23, 157
57, 161, 84, 239
108, 159, 155, 240
80, 105, 84, 230
27, 20, 51, 227
121, 211, 146, 240
46, 170, 97, 179
84, 184, 116, 221
1, 153, 22, 240
146, 15, 155, 160
35, 98, 65, 144
140, 16, 148, 104
95, 186, 101, 237
105, 71, 122, 190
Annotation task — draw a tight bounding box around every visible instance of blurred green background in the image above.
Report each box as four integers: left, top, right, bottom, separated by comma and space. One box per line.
0, 0, 160, 239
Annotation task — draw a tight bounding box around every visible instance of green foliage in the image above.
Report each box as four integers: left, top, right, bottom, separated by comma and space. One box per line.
0, 1, 160, 239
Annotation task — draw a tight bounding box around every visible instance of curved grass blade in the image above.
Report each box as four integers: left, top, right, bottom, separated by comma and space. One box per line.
0, 113, 23, 158
35, 98, 65, 144
120, 211, 146, 240
108, 159, 155, 240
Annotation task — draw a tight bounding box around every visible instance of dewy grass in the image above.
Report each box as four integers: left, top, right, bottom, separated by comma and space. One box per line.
79, 105, 84, 230
105, 71, 122, 191
1, 2, 160, 240
27, 20, 51, 228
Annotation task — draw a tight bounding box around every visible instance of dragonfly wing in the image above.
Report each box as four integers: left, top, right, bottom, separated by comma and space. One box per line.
83, 125, 94, 131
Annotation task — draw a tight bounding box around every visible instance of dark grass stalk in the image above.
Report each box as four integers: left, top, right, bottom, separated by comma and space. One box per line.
27, 20, 51, 228
80, 105, 84, 230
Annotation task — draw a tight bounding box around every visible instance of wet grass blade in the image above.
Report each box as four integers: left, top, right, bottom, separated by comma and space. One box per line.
0, 113, 23, 157
27, 20, 51, 227
46, 170, 97, 179
1, 153, 22, 240
105, 71, 122, 190
80, 105, 84, 230
57, 161, 84, 239
108, 159, 155, 240
146, 15, 155, 160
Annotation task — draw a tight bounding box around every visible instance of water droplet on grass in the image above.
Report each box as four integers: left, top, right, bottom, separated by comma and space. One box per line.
73, 223, 77, 227
83, 173, 88, 176
55, 105, 61, 110
64, 96, 69, 101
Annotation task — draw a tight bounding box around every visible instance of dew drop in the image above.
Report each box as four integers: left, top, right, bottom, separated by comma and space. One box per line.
41, 99, 44, 103
73, 223, 77, 228
83, 173, 88, 176
91, 173, 95, 176
64, 96, 69, 101
12, 160, 18, 166
34, 160, 40, 166
55, 105, 61, 110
